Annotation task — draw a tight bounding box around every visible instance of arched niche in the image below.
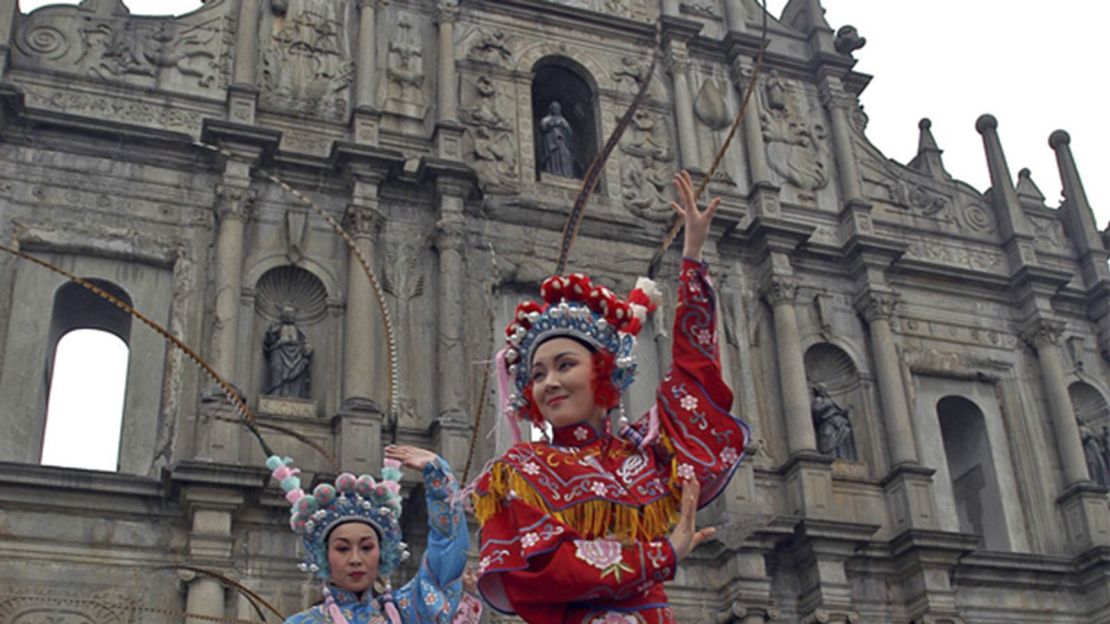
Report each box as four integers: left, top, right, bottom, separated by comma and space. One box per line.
936, 395, 1010, 551
248, 265, 333, 415
804, 342, 868, 466
531, 56, 600, 181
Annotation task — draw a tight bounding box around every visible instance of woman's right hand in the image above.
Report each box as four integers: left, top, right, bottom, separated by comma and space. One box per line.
668, 477, 716, 561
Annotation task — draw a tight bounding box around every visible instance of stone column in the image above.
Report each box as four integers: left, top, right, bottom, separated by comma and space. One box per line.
730, 57, 770, 186
761, 274, 816, 454
228, 0, 262, 123
179, 483, 243, 621
209, 168, 256, 384
352, 0, 382, 143
434, 205, 467, 423
855, 291, 918, 466
342, 180, 386, 406
661, 0, 680, 17
1023, 319, 1088, 485
435, 1, 460, 123
819, 78, 865, 205
665, 42, 701, 171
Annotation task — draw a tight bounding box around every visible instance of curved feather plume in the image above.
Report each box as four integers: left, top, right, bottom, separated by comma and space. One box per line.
555, 22, 663, 275
161, 565, 286, 622
647, 0, 771, 278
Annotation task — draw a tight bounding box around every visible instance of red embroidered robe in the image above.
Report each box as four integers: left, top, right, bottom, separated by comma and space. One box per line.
473, 259, 750, 624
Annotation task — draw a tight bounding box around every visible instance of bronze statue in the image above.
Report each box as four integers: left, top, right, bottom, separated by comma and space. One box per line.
539, 101, 578, 178
811, 384, 858, 460
263, 306, 313, 399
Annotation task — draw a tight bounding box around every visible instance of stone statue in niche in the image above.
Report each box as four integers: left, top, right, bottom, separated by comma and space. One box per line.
1079, 419, 1110, 487
811, 384, 858, 460
759, 69, 829, 192
385, 15, 426, 119
263, 306, 313, 399
539, 101, 579, 178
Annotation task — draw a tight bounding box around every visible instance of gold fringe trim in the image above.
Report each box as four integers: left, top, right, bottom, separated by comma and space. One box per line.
474, 461, 681, 542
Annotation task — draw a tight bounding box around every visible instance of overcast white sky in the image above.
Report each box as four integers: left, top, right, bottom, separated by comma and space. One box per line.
24, 0, 1108, 467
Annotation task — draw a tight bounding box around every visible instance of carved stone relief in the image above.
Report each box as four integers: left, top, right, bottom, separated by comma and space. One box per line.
461, 75, 518, 191
465, 28, 513, 66
0, 587, 141, 624
260, 1, 354, 120
543, 0, 646, 20
681, 1, 721, 19
619, 109, 674, 222
611, 55, 652, 94
905, 239, 1004, 273
14, 5, 232, 95
383, 13, 426, 120
20, 84, 206, 134
759, 70, 829, 192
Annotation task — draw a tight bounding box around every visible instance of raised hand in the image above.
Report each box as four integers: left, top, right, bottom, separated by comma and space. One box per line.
384, 444, 438, 471
668, 477, 716, 562
671, 170, 721, 262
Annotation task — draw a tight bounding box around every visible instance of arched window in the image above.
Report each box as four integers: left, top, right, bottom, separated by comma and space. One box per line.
532, 59, 599, 181
41, 280, 132, 471
937, 396, 1009, 550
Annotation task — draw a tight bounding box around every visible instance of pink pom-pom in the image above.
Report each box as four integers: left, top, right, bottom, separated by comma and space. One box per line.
384, 481, 401, 495
285, 489, 305, 504
273, 466, 293, 480
383, 458, 401, 470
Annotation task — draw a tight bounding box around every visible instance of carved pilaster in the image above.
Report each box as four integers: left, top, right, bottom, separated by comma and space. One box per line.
663, 42, 691, 77
343, 203, 385, 238
214, 183, 256, 222
854, 291, 898, 323
1021, 318, 1065, 349
434, 216, 466, 252
761, 275, 800, 306
434, 0, 461, 24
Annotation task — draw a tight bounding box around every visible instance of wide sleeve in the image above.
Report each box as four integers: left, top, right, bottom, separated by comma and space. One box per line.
476, 497, 676, 623
655, 257, 750, 505
393, 456, 470, 623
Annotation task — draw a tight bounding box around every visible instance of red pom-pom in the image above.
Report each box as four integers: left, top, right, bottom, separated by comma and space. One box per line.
627, 288, 657, 313
504, 322, 520, 338
605, 300, 631, 328
587, 286, 616, 317
625, 318, 643, 335
515, 300, 545, 327
540, 276, 566, 304
566, 274, 592, 302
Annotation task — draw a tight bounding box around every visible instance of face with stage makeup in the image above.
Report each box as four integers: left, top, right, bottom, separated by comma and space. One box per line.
326, 521, 379, 595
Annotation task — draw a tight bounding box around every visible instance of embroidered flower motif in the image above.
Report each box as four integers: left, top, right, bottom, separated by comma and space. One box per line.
720, 446, 740, 466
574, 539, 634, 582
680, 394, 698, 412
522, 461, 541, 475
695, 327, 713, 346
590, 481, 607, 497
424, 592, 438, 606
676, 463, 695, 480
478, 556, 492, 573
574, 426, 590, 441
522, 532, 540, 548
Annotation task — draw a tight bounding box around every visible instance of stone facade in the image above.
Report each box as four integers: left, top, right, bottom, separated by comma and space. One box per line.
1, 0, 1109, 622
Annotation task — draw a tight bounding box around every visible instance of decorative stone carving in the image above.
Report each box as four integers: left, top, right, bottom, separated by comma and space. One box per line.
343, 203, 386, 237
15, 8, 232, 93
384, 14, 426, 120
256, 265, 329, 324
619, 109, 674, 222
761, 275, 800, 306
855, 291, 898, 323
811, 384, 858, 461
272, 0, 289, 16
905, 240, 1005, 272
759, 70, 829, 192
694, 77, 730, 130
1021, 319, 1066, 349
546, 0, 637, 19
834, 25, 866, 55
215, 183, 256, 221
681, 1, 720, 19
263, 306, 313, 398
461, 75, 518, 191
260, 3, 354, 120
908, 185, 950, 216
0, 586, 141, 624
1079, 419, 1110, 487
611, 55, 651, 92
467, 28, 513, 66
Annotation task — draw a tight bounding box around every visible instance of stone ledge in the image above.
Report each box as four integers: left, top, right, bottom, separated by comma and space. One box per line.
0, 460, 162, 498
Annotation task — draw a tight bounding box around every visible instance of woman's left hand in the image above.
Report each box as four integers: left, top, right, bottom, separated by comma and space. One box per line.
671, 169, 721, 262
384, 444, 438, 471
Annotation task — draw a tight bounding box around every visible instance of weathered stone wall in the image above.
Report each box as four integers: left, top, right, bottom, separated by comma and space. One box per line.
2, 0, 1110, 622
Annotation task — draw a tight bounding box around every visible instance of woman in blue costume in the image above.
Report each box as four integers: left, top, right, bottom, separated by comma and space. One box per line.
268, 444, 482, 624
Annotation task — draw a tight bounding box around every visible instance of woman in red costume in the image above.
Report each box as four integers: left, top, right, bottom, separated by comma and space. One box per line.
472, 171, 750, 623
